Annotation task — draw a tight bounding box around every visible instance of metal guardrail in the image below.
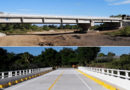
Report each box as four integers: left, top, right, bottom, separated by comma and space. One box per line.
81, 67, 130, 80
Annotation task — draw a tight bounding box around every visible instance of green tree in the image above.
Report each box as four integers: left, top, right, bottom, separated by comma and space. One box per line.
98, 53, 106, 57
107, 52, 115, 57
59, 48, 77, 66
43, 48, 58, 67
76, 47, 100, 66
43, 25, 50, 30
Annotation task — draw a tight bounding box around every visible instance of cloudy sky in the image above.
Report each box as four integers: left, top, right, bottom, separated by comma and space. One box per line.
0, 0, 130, 16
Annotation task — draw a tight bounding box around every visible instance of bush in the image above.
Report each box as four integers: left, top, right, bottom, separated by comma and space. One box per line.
120, 26, 130, 36
89, 25, 100, 30
43, 25, 50, 31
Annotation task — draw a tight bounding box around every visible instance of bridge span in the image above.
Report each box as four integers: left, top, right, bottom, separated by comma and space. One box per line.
1, 13, 130, 30
1, 67, 130, 90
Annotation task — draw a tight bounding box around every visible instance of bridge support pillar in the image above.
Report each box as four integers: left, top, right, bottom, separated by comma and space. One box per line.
119, 21, 123, 28
90, 20, 95, 27
78, 24, 91, 32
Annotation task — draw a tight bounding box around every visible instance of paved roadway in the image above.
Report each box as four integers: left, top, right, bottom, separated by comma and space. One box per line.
4, 68, 107, 90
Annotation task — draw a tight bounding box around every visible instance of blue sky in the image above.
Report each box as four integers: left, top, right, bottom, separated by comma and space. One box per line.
2, 47, 130, 56
0, 0, 130, 16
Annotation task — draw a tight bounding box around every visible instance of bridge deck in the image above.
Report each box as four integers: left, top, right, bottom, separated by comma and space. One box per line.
4, 69, 107, 90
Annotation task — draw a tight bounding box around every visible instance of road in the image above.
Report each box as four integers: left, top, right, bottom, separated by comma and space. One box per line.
4, 68, 107, 90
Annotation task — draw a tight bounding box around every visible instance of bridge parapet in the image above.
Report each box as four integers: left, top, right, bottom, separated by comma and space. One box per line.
84, 67, 130, 79
78, 67, 130, 90
0, 67, 52, 89
0, 67, 52, 79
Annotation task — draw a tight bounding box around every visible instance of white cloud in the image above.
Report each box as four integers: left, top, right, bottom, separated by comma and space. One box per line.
17, 9, 33, 12
105, 0, 130, 5
113, 0, 130, 5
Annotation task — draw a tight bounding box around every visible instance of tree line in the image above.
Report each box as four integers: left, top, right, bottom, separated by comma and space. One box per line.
0, 47, 100, 72
90, 52, 130, 70
0, 24, 79, 31
1, 47, 130, 72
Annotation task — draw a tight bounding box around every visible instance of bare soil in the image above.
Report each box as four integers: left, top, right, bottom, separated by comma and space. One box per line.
0, 30, 130, 46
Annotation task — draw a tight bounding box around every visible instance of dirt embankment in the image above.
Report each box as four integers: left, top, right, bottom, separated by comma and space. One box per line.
0, 30, 130, 46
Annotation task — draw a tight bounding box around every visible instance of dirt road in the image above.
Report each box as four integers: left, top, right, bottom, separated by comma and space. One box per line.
0, 30, 130, 46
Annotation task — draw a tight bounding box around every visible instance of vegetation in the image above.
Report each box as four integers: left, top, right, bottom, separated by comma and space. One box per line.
0, 24, 79, 34
0, 47, 100, 72
90, 53, 130, 70
0, 47, 130, 71
104, 26, 130, 36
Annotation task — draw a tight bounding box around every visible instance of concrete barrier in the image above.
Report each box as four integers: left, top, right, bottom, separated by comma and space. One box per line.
78, 67, 130, 90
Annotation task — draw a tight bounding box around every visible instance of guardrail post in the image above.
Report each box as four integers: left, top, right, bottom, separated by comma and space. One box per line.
29, 69, 31, 73
23, 70, 25, 75
117, 70, 120, 78
15, 71, 17, 76
111, 69, 114, 76
107, 69, 109, 75
8, 71, 12, 78
125, 71, 129, 79
2, 72, 4, 79
19, 70, 21, 75
102, 68, 105, 74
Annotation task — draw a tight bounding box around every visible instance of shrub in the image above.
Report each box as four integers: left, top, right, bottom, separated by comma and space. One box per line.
120, 26, 130, 36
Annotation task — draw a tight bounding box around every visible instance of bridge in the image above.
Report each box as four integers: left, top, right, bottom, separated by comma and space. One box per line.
0, 13, 130, 30
0, 67, 130, 90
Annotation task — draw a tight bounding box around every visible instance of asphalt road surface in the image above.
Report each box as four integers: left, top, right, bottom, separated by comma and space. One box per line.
5, 68, 107, 90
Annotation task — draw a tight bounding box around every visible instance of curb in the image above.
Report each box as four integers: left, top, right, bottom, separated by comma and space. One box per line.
76, 69, 119, 90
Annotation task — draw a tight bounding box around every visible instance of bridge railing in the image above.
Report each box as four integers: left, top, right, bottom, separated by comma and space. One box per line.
0, 67, 52, 79
79, 67, 130, 80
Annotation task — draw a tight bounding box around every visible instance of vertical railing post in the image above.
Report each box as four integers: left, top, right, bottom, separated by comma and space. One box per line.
125, 71, 129, 79
8, 71, 12, 78
22, 70, 24, 75
29, 69, 31, 73
102, 68, 104, 74
2, 72, 4, 79
19, 70, 21, 75
15, 71, 17, 76
117, 70, 120, 78
111, 69, 114, 76
106, 69, 108, 75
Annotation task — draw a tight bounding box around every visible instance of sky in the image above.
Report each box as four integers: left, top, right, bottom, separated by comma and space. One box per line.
2, 47, 130, 56
0, 0, 130, 16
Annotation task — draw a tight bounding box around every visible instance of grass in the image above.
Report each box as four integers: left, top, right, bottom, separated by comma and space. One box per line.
104, 26, 130, 36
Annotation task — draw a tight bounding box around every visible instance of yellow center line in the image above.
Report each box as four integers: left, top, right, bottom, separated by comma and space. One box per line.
48, 71, 64, 90
76, 69, 119, 90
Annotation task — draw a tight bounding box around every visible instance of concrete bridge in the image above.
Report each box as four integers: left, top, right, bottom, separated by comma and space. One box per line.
0, 13, 130, 30
0, 67, 130, 90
